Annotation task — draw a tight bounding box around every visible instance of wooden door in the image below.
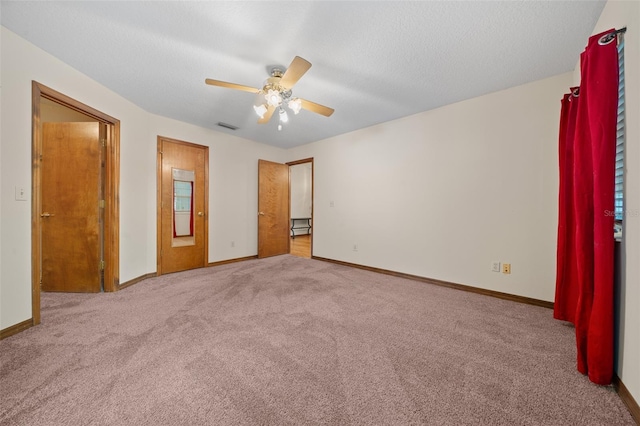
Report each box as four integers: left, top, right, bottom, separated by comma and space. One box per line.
258, 159, 290, 258
41, 122, 102, 292
158, 137, 208, 274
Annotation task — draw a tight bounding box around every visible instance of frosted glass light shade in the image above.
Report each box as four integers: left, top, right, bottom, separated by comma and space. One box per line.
265, 89, 282, 107
288, 98, 302, 115
253, 104, 268, 118
279, 108, 289, 123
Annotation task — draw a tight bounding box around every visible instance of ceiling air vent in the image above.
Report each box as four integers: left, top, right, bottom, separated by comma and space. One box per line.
217, 122, 239, 131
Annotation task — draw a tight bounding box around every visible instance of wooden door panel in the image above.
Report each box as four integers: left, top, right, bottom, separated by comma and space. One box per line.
258, 159, 290, 258
159, 138, 208, 274
42, 122, 101, 292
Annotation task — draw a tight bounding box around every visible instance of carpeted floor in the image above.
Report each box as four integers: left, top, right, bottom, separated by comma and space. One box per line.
0, 255, 635, 425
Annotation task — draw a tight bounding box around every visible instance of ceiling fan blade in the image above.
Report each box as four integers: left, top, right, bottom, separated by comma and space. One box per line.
300, 99, 334, 117
258, 105, 276, 124
279, 56, 312, 90
205, 78, 261, 94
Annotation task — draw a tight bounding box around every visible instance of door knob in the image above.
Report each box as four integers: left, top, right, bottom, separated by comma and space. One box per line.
40, 212, 55, 217
197, 212, 204, 216
258, 212, 265, 216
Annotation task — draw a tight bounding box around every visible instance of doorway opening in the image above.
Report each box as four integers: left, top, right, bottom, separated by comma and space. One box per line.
257, 158, 313, 259
288, 158, 313, 259
31, 82, 120, 325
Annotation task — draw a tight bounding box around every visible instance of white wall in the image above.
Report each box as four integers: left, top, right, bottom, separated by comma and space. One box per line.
287, 73, 570, 302
589, 0, 640, 407
0, 27, 283, 329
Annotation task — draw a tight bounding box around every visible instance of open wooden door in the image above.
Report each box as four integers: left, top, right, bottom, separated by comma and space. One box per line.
41, 122, 102, 292
258, 159, 290, 258
158, 137, 208, 275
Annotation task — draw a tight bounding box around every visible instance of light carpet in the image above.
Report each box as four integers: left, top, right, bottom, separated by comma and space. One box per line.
0, 255, 634, 425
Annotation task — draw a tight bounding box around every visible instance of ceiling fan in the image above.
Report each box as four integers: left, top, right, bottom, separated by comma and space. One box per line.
205, 56, 334, 129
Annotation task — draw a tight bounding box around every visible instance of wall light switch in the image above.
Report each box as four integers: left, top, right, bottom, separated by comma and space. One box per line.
15, 186, 27, 201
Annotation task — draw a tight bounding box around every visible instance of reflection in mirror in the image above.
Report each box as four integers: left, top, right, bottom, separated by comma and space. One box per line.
172, 169, 195, 246
174, 181, 193, 236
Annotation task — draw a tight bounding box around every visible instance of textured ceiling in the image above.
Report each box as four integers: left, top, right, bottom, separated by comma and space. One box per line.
1, 1, 606, 149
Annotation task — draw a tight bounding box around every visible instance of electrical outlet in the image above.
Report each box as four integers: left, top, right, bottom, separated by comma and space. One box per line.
502, 263, 511, 274
491, 261, 501, 272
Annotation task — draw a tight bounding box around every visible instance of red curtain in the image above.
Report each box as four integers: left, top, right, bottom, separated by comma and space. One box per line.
554, 29, 619, 385
554, 88, 580, 324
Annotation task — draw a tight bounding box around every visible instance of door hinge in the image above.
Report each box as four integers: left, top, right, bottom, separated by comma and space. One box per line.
39, 153, 43, 161
100, 138, 106, 147
99, 260, 105, 271
99, 200, 105, 208
158, 151, 163, 155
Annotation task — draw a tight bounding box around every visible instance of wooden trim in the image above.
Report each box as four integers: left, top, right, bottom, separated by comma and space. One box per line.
204, 144, 210, 270
0, 319, 34, 340
286, 157, 314, 166
104, 122, 121, 291
158, 136, 210, 150
310, 160, 314, 258
32, 81, 120, 318
117, 273, 156, 291
156, 136, 209, 276
37, 84, 119, 123
312, 256, 554, 309
208, 255, 258, 268
156, 139, 163, 276
613, 374, 640, 425
31, 82, 42, 325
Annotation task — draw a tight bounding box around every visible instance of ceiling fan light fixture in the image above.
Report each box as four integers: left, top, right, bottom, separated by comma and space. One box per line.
279, 108, 289, 123
253, 103, 268, 119
205, 56, 333, 128
265, 89, 282, 107
288, 98, 302, 115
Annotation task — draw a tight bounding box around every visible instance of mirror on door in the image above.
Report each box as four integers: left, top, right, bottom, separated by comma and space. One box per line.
172, 168, 195, 247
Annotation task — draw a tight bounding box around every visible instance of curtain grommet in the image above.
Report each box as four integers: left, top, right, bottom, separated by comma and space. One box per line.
598, 32, 616, 45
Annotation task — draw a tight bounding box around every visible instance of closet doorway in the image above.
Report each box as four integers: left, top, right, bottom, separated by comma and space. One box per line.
32, 82, 120, 325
